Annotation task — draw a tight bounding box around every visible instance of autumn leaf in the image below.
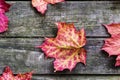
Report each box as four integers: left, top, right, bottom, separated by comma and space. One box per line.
103, 23, 120, 37
115, 55, 120, 66
0, 0, 11, 33
0, 66, 33, 80
32, 0, 64, 14
102, 23, 120, 66
0, 13, 8, 33
102, 35, 120, 56
39, 22, 86, 71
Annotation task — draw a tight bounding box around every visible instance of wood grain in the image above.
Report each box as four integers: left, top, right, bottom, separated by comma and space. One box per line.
2, 1, 120, 37
0, 38, 119, 74
32, 75, 120, 80
0, 1, 119, 76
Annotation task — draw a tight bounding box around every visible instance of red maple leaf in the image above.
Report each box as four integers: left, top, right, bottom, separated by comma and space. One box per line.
39, 22, 86, 71
0, 0, 11, 33
32, 0, 64, 14
102, 23, 120, 66
0, 66, 33, 80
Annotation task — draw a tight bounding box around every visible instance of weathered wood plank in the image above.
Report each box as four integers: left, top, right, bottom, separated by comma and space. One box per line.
2, 1, 120, 37
0, 38, 119, 74
32, 75, 120, 80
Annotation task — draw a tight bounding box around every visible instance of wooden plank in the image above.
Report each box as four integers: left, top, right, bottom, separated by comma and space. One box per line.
32, 75, 120, 80
0, 38, 119, 74
2, 1, 120, 37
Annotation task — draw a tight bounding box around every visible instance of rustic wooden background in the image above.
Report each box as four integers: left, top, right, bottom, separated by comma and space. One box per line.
1, 1, 120, 80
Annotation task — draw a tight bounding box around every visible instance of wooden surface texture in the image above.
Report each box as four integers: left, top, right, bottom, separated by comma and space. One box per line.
0, 1, 120, 79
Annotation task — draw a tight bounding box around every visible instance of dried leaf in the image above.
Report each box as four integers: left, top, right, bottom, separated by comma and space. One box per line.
39, 22, 86, 71
0, 0, 11, 13
0, 0, 11, 33
0, 66, 32, 80
0, 13, 8, 33
102, 23, 120, 66
103, 23, 120, 37
54, 48, 86, 71
32, 0, 64, 14
102, 35, 120, 56
115, 55, 120, 66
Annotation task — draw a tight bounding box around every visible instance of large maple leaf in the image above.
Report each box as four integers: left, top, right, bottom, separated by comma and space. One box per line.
102, 23, 120, 66
32, 0, 64, 14
39, 22, 86, 71
0, 0, 11, 33
0, 66, 32, 80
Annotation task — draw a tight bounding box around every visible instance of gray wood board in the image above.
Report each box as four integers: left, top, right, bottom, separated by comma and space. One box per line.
2, 1, 120, 37
0, 38, 119, 74
1, 1, 120, 75
32, 75, 120, 80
